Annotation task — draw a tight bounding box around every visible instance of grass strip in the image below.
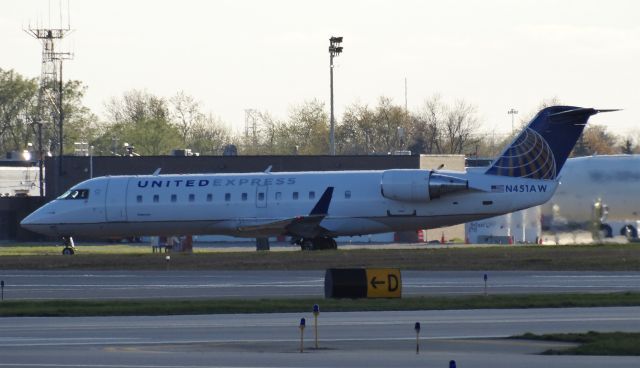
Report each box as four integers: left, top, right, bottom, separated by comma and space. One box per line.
513, 331, 640, 356
1, 243, 640, 271
1, 292, 639, 317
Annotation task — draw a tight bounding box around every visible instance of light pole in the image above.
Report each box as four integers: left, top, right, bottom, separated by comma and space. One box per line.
508, 108, 518, 135
329, 36, 343, 155
34, 120, 45, 197
89, 145, 94, 179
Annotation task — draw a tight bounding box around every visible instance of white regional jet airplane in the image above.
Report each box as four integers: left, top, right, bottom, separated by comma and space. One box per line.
542, 154, 640, 239
21, 106, 612, 254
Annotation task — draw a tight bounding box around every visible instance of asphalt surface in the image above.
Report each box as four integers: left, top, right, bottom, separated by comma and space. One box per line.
1, 270, 640, 300
0, 307, 638, 367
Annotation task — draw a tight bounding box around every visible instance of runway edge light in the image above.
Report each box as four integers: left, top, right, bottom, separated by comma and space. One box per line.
414, 322, 421, 354
313, 304, 320, 349
484, 273, 488, 296
299, 318, 306, 353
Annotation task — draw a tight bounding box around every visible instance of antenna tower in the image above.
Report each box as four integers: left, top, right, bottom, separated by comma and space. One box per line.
244, 109, 259, 142
25, 1, 73, 195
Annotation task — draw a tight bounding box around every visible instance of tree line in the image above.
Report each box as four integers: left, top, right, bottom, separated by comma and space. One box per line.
0, 67, 637, 158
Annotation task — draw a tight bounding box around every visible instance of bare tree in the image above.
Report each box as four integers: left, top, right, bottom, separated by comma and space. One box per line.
441, 100, 479, 154
238, 110, 286, 155
170, 91, 204, 145
620, 138, 635, 154
105, 90, 169, 125
187, 113, 232, 155
336, 103, 376, 154
408, 96, 479, 155
409, 95, 445, 154
284, 99, 329, 155
336, 97, 407, 154
577, 125, 618, 156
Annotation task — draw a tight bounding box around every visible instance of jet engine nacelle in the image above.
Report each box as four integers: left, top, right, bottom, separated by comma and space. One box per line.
380, 169, 468, 202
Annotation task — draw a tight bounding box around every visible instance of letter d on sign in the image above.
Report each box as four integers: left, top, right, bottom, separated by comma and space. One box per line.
388, 274, 399, 292
365, 268, 402, 298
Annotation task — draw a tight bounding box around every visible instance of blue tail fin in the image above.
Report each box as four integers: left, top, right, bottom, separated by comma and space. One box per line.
485, 106, 609, 180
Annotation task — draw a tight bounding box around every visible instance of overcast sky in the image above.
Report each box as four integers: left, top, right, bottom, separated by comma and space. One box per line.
2, 0, 639, 138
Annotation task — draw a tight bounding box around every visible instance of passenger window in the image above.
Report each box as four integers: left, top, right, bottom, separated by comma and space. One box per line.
258, 192, 265, 201
153, 194, 159, 203
309, 191, 315, 200
345, 190, 351, 199
275, 192, 282, 200
242, 193, 248, 201
171, 194, 177, 203
136, 195, 143, 203
225, 193, 231, 202
189, 194, 195, 202
207, 193, 213, 202
293, 192, 299, 200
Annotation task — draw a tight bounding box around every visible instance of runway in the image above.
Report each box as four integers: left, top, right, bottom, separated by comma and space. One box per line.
0, 307, 638, 367
1, 270, 640, 300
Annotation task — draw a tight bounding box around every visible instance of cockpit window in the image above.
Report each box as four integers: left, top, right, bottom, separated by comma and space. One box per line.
57, 189, 90, 200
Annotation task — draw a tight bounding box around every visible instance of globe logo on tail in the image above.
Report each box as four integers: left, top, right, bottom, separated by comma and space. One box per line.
489, 128, 557, 180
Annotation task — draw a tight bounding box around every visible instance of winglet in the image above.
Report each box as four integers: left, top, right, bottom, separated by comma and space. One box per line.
309, 187, 334, 216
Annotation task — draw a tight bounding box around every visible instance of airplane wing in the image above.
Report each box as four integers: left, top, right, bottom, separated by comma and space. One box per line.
236, 187, 334, 238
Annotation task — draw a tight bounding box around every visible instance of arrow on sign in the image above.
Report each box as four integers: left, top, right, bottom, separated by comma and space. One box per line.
370, 276, 385, 289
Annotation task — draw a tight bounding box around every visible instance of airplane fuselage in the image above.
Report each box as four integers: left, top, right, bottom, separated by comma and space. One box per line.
22, 169, 557, 239
544, 155, 640, 222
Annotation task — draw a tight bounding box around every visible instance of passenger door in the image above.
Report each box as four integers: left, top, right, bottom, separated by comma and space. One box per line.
105, 178, 129, 222
256, 185, 267, 208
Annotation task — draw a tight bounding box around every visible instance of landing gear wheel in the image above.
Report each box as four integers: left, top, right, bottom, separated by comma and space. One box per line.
600, 224, 613, 239
300, 240, 314, 251
622, 225, 638, 241
299, 237, 337, 251
61, 236, 76, 256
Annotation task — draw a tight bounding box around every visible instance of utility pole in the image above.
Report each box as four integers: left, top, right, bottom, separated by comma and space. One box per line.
328, 36, 343, 155
508, 108, 518, 135
35, 120, 44, 197
404, 77, 408, 114
58, 61, 64, 173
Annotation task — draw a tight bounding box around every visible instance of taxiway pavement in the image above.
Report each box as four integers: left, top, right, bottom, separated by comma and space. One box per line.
0, 307, 638, 367
1, 270, 639, 300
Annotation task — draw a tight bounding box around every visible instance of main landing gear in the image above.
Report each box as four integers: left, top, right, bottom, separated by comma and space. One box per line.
61, 236, 75, 255
298, 237, 337, 251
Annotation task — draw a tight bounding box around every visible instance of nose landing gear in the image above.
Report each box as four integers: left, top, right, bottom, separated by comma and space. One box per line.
61, 236, 75, 255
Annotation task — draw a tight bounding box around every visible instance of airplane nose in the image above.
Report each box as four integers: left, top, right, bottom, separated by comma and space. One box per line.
20, 209, 56, 236
20, 212, 39, 232
20, 213, 35, 226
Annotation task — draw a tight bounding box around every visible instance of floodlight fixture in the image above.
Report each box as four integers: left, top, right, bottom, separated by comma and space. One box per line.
329, 36, 344, 155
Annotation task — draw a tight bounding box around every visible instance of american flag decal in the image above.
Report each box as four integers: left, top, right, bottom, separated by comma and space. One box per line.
491, 185, 504, 193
